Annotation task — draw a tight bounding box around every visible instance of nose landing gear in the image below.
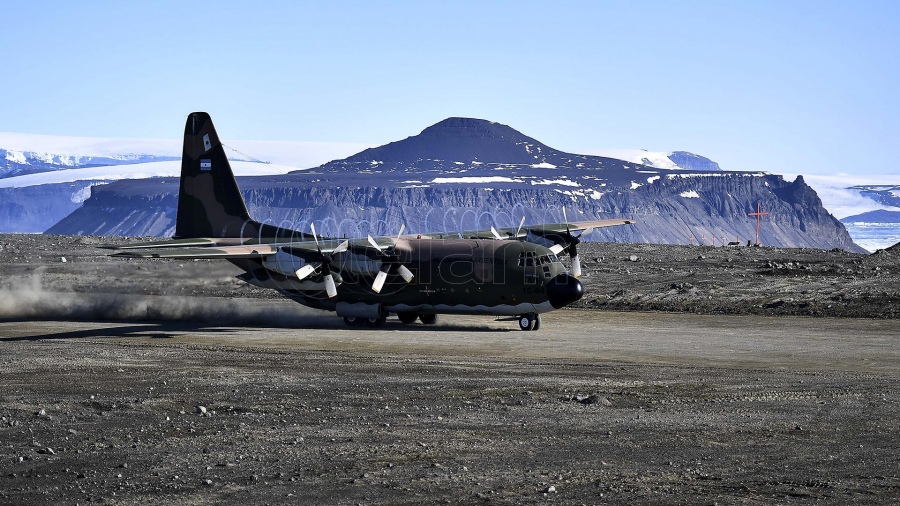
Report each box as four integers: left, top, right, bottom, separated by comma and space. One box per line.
517, 313, 541, 331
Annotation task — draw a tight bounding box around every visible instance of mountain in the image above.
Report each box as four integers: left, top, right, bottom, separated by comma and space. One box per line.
842, 209, 900, 223
47, 117, 864, 252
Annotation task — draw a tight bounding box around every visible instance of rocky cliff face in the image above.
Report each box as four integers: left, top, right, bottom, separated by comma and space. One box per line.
0, 181, 104, 233
49, 172, 862, 252
45, 117, 864, 252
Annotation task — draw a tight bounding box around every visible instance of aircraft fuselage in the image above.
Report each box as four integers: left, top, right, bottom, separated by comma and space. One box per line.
235, 238, 583, 318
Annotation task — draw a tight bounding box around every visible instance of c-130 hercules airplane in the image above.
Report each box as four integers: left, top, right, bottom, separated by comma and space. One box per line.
109, 112, 634, 330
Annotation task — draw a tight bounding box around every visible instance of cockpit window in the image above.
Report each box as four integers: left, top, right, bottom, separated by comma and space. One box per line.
539, 255, 560, 265
519, 252, 560, 267
517, 251, 536, 267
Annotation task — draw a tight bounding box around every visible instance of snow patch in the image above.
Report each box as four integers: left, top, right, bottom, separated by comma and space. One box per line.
630, 181, 642, 190
530, 162, 557, 169
588, 149, 681, 170
71, 182, 108, 203
647, 176, 660, 184
680, 190, 700, 198
431, 176, 523, 184
5, 150, 27, 164
530, 179, 580, 187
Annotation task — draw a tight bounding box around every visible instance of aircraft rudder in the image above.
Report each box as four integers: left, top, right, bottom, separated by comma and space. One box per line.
175, 112, 254, 239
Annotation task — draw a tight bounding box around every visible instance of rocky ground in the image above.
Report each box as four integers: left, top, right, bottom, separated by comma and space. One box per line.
0, 234, 898, 504
0, 234, 897, 320
573, 241, 900, 319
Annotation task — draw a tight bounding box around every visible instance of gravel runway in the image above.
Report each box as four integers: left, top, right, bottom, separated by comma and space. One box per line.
1, 306, 898, 505
1, 234, 898, 504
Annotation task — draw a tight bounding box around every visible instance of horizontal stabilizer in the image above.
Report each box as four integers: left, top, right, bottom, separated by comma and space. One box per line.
111, 244, 278, 259
100, 238, 225, 250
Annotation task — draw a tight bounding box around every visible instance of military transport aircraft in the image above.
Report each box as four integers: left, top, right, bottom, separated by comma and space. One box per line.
108, 112, 634, 330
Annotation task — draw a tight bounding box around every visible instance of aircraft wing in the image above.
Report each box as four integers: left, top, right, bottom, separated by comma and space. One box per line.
410, 218, 636, 240
108, 219, 634, 259
524, 218, 636, 237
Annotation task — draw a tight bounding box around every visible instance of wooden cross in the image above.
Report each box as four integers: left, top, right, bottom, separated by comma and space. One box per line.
747, 202, 770, 246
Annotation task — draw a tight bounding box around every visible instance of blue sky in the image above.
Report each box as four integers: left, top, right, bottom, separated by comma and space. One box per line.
1, 1, 898, 175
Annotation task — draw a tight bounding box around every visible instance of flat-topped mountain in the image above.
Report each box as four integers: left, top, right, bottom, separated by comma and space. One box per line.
47, 117, 863, 252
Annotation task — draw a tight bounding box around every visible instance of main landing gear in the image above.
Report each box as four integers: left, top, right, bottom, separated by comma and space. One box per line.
517, 313, 541, 331
344, 313, 439, 328
343, 315, 387, 328
397, 312, 438, 325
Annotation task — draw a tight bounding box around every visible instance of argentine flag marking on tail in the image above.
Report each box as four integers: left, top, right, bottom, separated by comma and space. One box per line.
201, 159, 212, 171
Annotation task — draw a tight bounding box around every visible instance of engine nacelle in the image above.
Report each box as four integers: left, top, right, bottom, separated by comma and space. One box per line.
262, 249, 309, 278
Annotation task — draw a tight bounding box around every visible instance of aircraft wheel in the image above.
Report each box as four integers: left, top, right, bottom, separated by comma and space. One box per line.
397, 312, 418, 324
419, 314, 437, 325
532, 314, 542, 331
365, 315, 387, 327
518, 313, 537, 331
343, 316, 363, 327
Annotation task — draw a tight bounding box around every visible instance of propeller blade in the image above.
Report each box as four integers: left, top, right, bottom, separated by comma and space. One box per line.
367, 235, 381, 250
372, 269, 388, 293
397, 264, 414, 283
310, 223, 321, 251
549, 244, 565, 255
515, 216, 526, 238
572, 255, 582, 278
490, 226, 502, 240
295, 263, 317, 281
395, 224, 405, 242
333, 240, 349, 254
562, 207, 572, 235
324, 273, 337, 298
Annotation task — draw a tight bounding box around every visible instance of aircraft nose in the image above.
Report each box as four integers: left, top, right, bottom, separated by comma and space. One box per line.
546, 273, 584, 309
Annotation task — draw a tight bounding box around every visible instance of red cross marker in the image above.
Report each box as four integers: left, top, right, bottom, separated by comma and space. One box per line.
747, 202, 770, 246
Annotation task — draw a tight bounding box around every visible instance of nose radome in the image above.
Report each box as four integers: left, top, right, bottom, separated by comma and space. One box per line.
546, 273, 584, 309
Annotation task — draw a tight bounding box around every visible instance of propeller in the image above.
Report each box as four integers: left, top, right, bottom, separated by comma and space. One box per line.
490, 216, 526, 240
294, 223, 348, 298
367, 225, 415, 293
515, 216, 526, 238
552, 207, 582, 278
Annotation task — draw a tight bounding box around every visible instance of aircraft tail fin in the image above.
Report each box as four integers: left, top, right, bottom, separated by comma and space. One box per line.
175, 112, 254, 239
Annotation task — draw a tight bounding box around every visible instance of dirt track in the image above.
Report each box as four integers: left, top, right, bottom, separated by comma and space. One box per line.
0, 234, 899, 504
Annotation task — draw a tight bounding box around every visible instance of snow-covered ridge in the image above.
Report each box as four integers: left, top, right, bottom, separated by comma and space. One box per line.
0, 131, 372, 175
586, 148, 721, 171
0, 161, 306, 188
